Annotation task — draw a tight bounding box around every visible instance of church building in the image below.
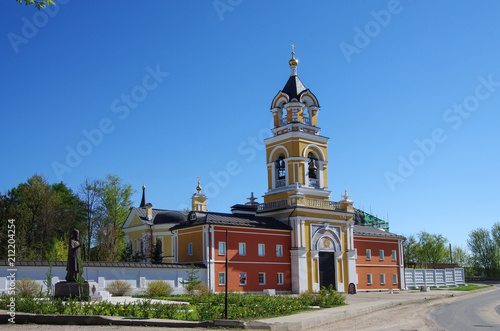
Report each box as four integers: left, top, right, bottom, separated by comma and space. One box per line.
122, 49, 405, 293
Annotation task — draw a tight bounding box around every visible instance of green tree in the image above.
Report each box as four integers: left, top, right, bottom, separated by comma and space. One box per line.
79, 178, 104, 260
492, 222, 500, 249
403, 234, 418, 264
52, 182, 86, 240
16, 0, 54, 10
151, 238, 163, 264
95, 174, 134, 261
467, 228, 499, 277
180, 264, 202, 295
415, 231, 449, 264
451, 246, 471, 267
0, 174, 85, 260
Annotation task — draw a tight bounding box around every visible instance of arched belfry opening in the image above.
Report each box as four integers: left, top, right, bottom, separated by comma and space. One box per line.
308, 152, 318, 187
275, 154, 286, 188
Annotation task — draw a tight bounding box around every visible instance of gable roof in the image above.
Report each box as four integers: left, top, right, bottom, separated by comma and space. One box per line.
353, 225, 405, 240
171, 211, 292, 231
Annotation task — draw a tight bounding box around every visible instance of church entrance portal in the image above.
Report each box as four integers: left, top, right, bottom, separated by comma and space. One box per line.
319, 252, 335, 290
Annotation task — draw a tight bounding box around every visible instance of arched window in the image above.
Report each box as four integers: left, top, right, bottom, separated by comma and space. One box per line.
280, 108, 287, 126
303, 107, 311, 125
308, 152, 319, 187
275, 154, 286, 187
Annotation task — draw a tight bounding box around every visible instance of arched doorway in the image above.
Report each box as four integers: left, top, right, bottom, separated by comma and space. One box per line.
312, 227, 341, 291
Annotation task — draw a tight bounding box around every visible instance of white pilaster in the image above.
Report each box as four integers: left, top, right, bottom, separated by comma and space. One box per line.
290, 249, 308, 293
300, 219, 306, 249
347, 250, 357, 290
399, 239, 405, 289
334, 251, 344, 292
311, 250, 320, 292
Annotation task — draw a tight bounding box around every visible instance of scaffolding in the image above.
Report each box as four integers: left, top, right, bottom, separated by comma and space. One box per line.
354, 208, 390, 232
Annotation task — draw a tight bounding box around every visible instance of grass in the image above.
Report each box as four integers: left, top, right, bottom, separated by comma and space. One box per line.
446, 284, 492, 291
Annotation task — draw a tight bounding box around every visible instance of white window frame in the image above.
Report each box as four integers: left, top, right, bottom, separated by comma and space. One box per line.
392, 250, 397, 261
218, 241, 226, 255
219, 272, 226, 285
239, 242, 246, 256
367, 273, 372, 285
259, 272, 266, 285
188, 242, 193, 256
276, 244, 283, 257
381, 274, 386, 285
379, 249, 384, 261
393, 274, 398, 285
366, 249, 371, 261
258, 244, 265, 257
277, 272, 284, 285
239, 272, 247, 285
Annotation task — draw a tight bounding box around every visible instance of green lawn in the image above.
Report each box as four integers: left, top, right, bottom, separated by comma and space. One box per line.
446, 284, 493, 291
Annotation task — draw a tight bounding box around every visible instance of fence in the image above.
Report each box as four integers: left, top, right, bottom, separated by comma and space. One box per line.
0, 261, 206, 296
404, 268, 465, 288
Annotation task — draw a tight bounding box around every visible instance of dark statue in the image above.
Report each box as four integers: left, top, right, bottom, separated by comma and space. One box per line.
65, 229, 82, 282
54, 229, 91, 299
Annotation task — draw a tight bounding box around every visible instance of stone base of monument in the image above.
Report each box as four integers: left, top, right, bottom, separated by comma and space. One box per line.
54, 281, 90, 300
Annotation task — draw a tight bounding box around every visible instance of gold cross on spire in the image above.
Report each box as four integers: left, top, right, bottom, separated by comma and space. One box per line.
290, 43, 295, 58
196, 176, 202, 192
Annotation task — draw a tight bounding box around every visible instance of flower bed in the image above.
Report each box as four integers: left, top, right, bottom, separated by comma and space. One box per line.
1, 285, 345, 321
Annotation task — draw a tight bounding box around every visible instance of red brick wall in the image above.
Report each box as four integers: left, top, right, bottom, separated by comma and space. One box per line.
212, 226, 291, 292
354, 237, 402, 290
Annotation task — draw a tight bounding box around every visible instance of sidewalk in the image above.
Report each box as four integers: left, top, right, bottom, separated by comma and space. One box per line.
0, 288, 489, 330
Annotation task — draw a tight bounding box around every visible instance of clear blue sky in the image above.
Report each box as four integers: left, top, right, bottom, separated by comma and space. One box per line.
1, 0, 499, 250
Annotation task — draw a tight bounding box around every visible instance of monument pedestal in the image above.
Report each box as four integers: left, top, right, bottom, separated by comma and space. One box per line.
54, 281, 90, 300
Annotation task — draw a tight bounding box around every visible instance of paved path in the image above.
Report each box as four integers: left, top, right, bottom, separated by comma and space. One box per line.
0, 287, 493, 330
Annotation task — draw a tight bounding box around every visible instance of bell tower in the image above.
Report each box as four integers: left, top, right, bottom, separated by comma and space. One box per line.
264, 46, 330, 202
258, 47, 356, 294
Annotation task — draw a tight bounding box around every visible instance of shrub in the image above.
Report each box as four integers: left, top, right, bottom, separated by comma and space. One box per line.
143, 279, 173, 298
191, 282, 209, 296
106, 280, 132, 296
16, 279, 41, 297
299, 285, 346, 307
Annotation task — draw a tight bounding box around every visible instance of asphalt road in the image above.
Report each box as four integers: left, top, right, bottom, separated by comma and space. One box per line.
430, 285, 500, 330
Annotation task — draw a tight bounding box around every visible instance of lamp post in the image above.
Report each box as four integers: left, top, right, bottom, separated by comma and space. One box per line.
225, 228, 228, 319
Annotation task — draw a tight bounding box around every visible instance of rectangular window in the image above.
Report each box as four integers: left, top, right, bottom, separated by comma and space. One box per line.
393, 274, 398, 285
379, 249, 384, 261
277, 272, 284, 285
276, 244, 283, 257
188, 242, 193, 256
218, 241, 226, 255
219, 272, 226, 285
367, 274, 372, 285
239, 272, 247, 285
392, 250, 397, 261
381, 274, 386, 285
366, 249, 371, 260
239, 242, 246, 256
259, 272, 266, 285
258, 244, 265, 256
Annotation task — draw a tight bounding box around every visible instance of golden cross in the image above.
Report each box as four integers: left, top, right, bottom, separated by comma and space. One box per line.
290, 44, 295, 57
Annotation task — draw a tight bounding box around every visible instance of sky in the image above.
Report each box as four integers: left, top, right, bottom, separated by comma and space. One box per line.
1, 0, 499, 250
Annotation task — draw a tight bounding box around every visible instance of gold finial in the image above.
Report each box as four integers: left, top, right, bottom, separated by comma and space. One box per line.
196, 176, 202, 193
142, 180, 145, 190
289, 44, 298, 66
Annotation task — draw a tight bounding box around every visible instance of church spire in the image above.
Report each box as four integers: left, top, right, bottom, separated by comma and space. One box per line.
140, 182, 146, 207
